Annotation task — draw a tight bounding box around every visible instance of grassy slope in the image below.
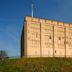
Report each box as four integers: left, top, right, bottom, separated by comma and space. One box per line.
0, 58, 72, 72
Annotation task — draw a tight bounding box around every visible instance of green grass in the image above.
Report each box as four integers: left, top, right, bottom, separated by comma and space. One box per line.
0, 57, 72, 72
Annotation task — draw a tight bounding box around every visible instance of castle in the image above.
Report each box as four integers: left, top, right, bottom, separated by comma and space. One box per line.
21, 16, 72, 57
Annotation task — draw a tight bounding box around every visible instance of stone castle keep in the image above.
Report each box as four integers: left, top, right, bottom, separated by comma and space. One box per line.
21, 16, 72, 57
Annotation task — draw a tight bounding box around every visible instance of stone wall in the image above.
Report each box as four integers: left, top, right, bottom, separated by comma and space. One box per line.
21, 16, 72, 57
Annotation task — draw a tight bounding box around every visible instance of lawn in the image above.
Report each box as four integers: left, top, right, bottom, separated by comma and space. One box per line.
0, 57, 72, 72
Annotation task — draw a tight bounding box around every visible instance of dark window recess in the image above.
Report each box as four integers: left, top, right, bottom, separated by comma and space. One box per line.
49, 36, 52, 39
55, 50, 56, 53
59, 37, 61, 40
36, 33, 38, 38
64, 41, 65, 44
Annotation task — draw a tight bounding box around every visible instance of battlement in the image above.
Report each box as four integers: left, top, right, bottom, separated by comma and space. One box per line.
25, 16, 72, 27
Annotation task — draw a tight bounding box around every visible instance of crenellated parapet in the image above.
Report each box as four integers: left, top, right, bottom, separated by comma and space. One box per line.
25, 16, 72, 27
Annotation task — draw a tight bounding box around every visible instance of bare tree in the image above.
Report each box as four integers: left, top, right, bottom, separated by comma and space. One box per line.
0, 50, 8, 59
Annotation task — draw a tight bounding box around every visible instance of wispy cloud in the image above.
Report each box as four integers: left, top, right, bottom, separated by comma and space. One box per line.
0, 28, 19, 44
5, 31, 19, 43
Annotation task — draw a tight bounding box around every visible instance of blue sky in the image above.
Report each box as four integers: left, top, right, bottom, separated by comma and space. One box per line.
0, 0, 72, 57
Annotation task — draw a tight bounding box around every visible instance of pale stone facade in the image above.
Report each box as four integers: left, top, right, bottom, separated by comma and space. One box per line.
21, 16, 72, 57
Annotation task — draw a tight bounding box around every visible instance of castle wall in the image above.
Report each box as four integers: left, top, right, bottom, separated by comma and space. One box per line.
21, 16, 72, 57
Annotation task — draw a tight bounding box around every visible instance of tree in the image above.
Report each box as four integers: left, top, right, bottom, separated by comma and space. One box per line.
0, 50, 8, 59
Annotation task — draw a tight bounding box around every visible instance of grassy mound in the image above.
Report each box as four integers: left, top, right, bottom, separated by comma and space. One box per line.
0, 58, 72, 72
